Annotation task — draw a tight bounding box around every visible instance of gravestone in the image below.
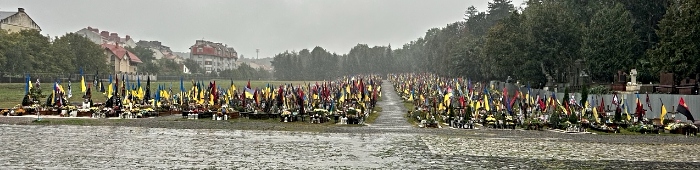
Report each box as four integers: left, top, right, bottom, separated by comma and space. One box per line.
626, 69, 640, 92
629, 69, 637, 85
611, 70, 627, 91
656, 73, 675, 93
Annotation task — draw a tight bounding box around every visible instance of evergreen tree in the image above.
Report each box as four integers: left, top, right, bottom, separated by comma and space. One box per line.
582, 2, 639, 82
648, 0, 700, 83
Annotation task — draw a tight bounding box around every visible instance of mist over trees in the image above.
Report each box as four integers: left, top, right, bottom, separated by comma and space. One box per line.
271, 0, 695, 87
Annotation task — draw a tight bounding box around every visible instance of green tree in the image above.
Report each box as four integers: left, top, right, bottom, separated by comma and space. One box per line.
648, 0, 700, 84
580, 84, 589, 106
51, 33, 110, 74
582, 2, 639, 82
0, 30, 50, 74
126, 46, 158, 74
522, 1, 582, 84
618, 0, 669, 83
485, 11, 532, 81
183, 59, 203, 74
156, 59, 182, 75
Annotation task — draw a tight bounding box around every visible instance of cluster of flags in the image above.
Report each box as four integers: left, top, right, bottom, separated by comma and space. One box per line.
394, 73, 546, 116
391, 73, 696, 124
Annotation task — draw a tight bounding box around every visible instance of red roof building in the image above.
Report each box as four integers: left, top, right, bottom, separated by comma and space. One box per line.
102, 43, 142, 74
189, 40, 238, 73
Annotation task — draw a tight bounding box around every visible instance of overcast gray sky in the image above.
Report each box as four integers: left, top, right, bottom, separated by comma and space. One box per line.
3, 0, 524, 58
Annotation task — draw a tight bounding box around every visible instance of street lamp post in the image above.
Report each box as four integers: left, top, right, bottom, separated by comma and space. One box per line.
256, 49, 260, 60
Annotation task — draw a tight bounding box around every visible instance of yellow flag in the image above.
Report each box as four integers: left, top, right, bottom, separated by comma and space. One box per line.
140, 87, 145, 100
107, 83, 113, 98
443, 92, 452, 107
81, 76, 86, 93
559, 105, 568, 115
484, 95, 490, 111
660, 104, 667, 125
625, 110, 631, 121
592, 107, 599, 123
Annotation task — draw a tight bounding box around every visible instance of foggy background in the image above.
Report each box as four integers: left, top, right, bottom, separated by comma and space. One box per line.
2, 0, 525, 58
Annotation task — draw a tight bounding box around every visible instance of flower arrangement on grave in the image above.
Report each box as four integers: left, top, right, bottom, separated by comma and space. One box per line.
505, 115, 515, 126
486, 114, 496, 125
627, 124, 656, 133
663, 122, 696, 131
281, 110, 291, 116
346, 109, 358, 119
63, 105, 77, 111
313, 108, 329, 117
410, 110, 423, 121
90, 107, 101, 113
522, 117, 544, 130
141, 107, 155, 112
426, 113, 437, 124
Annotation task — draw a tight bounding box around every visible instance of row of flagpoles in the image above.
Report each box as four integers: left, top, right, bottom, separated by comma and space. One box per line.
391, 73, 695, 124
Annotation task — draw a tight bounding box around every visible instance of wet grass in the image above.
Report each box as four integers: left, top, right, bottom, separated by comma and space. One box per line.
402, 101, 419, 127
588, 128, 690, 137
365, 106, 381, 124
364, 96, 383, 124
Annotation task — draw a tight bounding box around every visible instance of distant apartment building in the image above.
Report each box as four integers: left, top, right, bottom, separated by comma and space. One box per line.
0, 8, 41, 33
188, 40, 238, 74
75, 26, 136, 48
74, 26, 141, 73
136, 40, 185, 63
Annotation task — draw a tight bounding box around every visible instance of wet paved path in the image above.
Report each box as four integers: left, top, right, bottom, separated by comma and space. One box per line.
366, 80, 412, 131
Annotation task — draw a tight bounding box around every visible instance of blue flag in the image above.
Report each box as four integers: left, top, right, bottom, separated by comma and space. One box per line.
180, 77, 185, 92
25, 74, 30, 94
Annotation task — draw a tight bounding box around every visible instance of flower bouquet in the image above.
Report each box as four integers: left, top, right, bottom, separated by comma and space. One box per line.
281, 110, 291, 116
663, 122, 697, 134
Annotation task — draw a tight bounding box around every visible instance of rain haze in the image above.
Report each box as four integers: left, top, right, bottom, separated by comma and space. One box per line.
3, 0, 524, 58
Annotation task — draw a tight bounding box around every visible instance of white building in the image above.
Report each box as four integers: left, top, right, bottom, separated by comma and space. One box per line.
75, 26, 136, 48
188, 40, 238, 74
0, 8, 41, 33
136, 40, 185, 64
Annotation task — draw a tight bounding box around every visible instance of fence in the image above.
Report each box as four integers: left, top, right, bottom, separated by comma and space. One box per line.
1, 72, 158, 84
3, 72, 276, 84
495, 82, 700, 121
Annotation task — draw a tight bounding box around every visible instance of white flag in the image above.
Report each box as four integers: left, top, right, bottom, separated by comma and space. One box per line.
68, 81, 73, 98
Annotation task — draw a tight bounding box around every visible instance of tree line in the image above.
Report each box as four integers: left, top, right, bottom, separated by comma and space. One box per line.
0, 30, 111, 76
0, 29, 270, 80
271, 45, 394, 80
270, 0, 698, 87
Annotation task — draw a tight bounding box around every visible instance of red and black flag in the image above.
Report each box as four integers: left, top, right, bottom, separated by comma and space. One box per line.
676, 97, 695, 122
